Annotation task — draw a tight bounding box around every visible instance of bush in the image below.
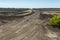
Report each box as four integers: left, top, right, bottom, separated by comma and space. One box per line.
49, 14, 60, 27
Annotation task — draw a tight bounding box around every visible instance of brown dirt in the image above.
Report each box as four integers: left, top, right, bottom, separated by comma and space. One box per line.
0, 10, 60, 40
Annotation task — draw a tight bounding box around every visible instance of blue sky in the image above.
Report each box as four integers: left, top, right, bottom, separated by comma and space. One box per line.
0, 0, 60, 8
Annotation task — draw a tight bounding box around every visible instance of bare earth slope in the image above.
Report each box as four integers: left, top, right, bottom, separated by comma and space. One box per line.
0, 10, 60, 40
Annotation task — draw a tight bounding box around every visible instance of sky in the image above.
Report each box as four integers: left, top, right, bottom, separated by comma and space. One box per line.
0, 0, 60, 8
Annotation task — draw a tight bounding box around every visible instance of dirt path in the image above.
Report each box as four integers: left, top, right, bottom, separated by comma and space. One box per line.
0, 10, 59, 40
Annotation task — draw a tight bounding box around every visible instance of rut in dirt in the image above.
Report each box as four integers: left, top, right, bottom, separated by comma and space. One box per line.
0, 10, 59, 40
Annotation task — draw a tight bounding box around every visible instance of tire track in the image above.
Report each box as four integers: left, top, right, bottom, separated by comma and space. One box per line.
0, 11, 35, 40
0, 10, 55, 40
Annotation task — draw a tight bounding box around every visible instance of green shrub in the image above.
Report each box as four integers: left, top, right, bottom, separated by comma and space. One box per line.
49, 14, 60, 27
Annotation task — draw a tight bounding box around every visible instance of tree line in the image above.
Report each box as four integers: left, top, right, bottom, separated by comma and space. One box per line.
0, 8, 30, 12
33, 8, 60, 11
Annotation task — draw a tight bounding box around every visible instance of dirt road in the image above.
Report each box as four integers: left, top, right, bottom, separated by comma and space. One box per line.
0, 10, 59, 40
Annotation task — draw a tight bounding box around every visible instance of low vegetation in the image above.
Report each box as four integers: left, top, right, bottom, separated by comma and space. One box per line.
49, 14, 60, 27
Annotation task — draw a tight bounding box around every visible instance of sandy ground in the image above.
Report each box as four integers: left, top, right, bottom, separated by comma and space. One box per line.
0, 10, 60, 40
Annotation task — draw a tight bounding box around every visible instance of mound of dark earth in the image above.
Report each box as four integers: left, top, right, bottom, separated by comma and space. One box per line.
0, 10, 60, 40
